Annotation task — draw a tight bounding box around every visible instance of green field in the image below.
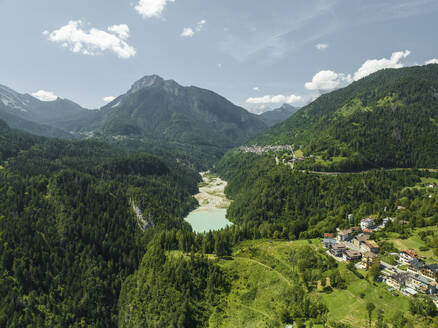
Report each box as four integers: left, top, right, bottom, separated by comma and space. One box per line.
319, 264, 412, 327
387, 226, 438, 263
210, 240, 311, 328
208, 239, 429, 328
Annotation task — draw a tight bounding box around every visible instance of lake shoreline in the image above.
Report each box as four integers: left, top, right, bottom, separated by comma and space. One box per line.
185, 172, 232, 233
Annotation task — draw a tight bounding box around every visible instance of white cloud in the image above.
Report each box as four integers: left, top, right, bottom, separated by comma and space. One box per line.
44, 20, 136, 59
107, 24, 130, 40
253, 87, 260, 91
135, 0, 175, 18
315, 43, 328, 50
181, 20, 206, 38
425, 58, 438, 65
32, 90, 58, 102
181, 28, 194, 38
305, 70, 352, 91
103, 96, 116, 102
248, 104, 272, 115
246, 94, 302, 105
353, 50, 410, 81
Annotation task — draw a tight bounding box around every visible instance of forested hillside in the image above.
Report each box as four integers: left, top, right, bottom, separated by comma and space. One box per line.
255, 64, 438, 171
215, 152, 438, 236
0, 120, 200, 327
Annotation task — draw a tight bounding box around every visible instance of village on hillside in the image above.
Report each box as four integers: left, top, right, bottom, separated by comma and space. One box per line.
323, 217, 438, 308
238, 144, 307, 168
238, 144, 294, 155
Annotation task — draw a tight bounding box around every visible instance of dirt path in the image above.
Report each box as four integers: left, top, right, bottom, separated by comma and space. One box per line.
230, 300, 273, 320
234, 256, 292, 287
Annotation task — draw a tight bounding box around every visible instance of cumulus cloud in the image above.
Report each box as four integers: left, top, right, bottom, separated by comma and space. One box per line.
425, 58, 438, 65
305, 70, 352, 91
246, 94, 302, 105
181, 20, 206, 38
315, 43, 328, 50
32, 90, 58, 102
248, 104, 272, 115
135, 0, 175, 18
353, 50, 410, 81
103, 96, 116, 102
107, 24, 130, 40
44, 20, 136, 59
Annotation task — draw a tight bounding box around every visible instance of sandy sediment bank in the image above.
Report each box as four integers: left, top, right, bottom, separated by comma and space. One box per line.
193, 172, 231, 212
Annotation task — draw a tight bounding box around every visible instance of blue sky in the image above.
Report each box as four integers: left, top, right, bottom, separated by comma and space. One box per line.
0, 0, 437, 112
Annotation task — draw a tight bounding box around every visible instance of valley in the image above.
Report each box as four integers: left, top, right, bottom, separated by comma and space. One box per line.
3, 0, 438, 326
1, 64, 438, 328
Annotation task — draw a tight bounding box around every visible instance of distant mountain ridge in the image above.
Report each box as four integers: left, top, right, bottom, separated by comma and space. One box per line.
259, 104, 299, 127
0, 84, 90, 138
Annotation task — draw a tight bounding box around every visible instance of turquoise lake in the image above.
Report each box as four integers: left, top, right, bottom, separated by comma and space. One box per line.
185, 208, 232, 233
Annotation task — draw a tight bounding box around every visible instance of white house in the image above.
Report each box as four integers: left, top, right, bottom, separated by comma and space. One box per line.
400, 250, 417, 264
360, 218, 374, 230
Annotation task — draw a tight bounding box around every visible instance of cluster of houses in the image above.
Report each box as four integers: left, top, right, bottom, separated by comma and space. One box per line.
238, 144, 293, 155
323, 217, 438, 306
323, 217, 382, 270
385, 249, 438, 301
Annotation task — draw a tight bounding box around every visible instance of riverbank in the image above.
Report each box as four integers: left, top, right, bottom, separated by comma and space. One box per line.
192, 172, 231, 211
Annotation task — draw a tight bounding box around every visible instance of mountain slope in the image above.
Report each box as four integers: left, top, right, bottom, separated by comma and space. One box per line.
258, 104, 299, 127
255, 64, 438, 171
0, 84, 89, 138
0, 104, 74, 138
85, 75, 268, 167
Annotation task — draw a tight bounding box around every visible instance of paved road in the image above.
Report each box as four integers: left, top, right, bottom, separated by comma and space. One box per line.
380, 260, 405, 273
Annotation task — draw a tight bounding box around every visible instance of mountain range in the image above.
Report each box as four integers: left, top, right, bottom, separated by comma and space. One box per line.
0, 76, 268, 168
3, 64, 438, 171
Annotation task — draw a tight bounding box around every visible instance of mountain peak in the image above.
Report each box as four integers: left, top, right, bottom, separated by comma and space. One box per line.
128, 75, 181, 95
278, 103, 296, 111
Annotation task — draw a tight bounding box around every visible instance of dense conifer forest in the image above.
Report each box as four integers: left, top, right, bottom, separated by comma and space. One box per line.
0, 121, 199, 327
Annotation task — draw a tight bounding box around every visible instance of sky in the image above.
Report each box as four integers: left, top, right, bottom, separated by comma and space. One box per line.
0, 0, 438, 113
